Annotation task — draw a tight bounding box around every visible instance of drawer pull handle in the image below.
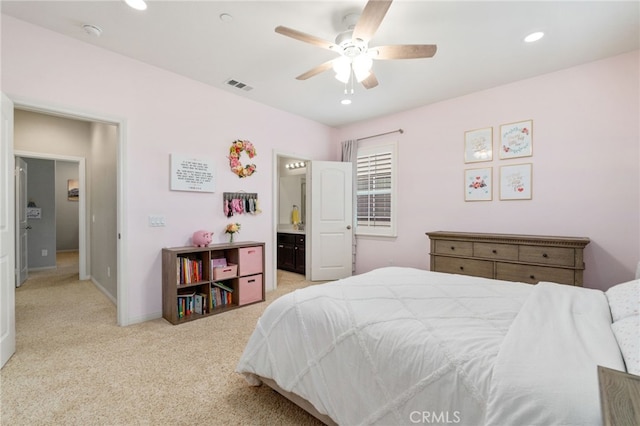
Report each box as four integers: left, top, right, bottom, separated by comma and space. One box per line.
542, 253, 548, 258
459, 266, 464, 271
450, 246, 455, 251
248, 250, 255, 254
278, 245, 284, 248
248, 279, 256, 283
492, 250, 497, 254
530, 275, 535, 280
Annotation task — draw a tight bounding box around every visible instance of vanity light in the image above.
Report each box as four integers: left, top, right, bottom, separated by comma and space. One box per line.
341, 99, 352, 105
286, 162, 306, 169
524, 31, 544, 43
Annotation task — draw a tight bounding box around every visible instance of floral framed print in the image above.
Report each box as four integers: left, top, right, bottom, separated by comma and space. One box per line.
465, 167, 492, 201
499, 163, 532, 200
464, 127, 493, 163
499, 119, 532, 159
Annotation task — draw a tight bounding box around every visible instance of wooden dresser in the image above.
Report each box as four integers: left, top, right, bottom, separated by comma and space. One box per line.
426, 231, 590, 286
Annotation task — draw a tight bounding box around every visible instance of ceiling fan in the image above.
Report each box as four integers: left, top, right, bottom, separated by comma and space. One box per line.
275, 0, 437, 90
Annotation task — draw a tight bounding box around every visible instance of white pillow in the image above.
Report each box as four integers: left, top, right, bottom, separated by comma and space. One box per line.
605, 279, 639, 322
611, 315, 640, 375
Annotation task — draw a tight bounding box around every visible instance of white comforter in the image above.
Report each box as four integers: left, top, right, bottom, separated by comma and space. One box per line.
236, 267, 624, 425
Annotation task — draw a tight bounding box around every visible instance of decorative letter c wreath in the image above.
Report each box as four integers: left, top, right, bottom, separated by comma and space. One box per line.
228, 139, 257, 178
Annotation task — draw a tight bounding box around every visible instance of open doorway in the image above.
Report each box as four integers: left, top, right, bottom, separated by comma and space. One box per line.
12, 106, 121, 319
273, 152, 310, 289
14, 156, 82, 286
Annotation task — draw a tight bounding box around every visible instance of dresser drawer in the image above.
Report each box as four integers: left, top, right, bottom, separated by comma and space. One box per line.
238, 246, 263, 276
496, 263, 575, 285
238, 274, 263, 305
473, 242, 518, 261
434, 240, 473, 257
432, 256, 493, 279
519, 245, 575, 267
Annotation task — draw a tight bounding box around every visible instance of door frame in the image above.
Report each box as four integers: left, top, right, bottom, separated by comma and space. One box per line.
15, 157, 28, 286
10, 96, 128, 326
14, 151, 87, 279
272, 150, 311, 289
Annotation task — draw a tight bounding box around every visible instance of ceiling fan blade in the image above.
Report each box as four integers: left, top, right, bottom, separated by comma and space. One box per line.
296, 59, 336, 80
353, 0, 393, 42
361, 72, 379, 89
372, 44, 438, 60
275, 26, 337, 51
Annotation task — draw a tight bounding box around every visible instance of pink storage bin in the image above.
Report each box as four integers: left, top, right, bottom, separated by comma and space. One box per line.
212, 263, 237, 280
238, 274, 263, 305
238, 246, 263, 276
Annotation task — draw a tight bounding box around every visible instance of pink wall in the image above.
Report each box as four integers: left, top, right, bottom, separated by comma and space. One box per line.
3, 14, 637, 329
2, 16, 337, 324
336, 50, 640, 291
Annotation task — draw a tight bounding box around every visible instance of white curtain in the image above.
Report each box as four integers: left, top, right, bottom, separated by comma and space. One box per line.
341, 139, 358, 274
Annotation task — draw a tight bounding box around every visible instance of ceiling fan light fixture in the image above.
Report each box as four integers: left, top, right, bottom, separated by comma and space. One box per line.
333, 56, 351, 83
353, 68, 370, 83
335, 71, 351, 84
352, 55, 373, 82
332, 56, 350, 74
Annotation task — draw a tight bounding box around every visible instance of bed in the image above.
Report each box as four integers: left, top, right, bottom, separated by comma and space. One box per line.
236, 267, 639, 425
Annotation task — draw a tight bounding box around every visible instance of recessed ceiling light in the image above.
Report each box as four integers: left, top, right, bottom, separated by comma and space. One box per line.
220, 13, 234, 22
124, 0, 147, 11
524, 31, 544, 43
341, 99, 352, 105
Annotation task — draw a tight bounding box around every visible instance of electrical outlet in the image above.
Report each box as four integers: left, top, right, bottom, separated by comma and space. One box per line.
41, 249, 48, 257
107, 266, 111, 278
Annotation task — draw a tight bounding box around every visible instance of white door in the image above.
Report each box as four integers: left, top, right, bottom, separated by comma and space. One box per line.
308, 161, 353, 281
1, 93, 16, 368
15, 157, 27, 287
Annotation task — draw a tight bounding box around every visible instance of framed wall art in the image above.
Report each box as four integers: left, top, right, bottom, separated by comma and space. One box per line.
67, 179, 79, 201
464, 167, 492, 201
499, 120, 532, 159
170, 154, 216, 192
499, 163, 532, 200
464, 127, 493, 163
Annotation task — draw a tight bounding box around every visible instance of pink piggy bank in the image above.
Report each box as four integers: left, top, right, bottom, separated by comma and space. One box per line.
192, 230, 213, 247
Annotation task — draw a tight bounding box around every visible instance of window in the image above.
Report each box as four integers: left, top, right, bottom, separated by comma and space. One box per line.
356, 141, 397, 237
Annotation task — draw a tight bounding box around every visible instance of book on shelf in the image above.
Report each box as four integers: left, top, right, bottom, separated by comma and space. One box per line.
211, 258, 227, 268
176, 256, 204, 285
177, 292, 196, 318
210, 286, 233, 309
212, 281, 234, 293
194, 293, 208, 315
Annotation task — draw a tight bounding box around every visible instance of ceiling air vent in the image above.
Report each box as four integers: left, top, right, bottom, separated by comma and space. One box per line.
224, 78, 254, 92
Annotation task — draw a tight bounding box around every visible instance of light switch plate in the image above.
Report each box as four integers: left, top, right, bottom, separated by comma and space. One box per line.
148, 215, 166, 227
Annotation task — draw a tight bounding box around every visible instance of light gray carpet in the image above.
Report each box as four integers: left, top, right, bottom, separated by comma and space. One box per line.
1, 252, 323, 425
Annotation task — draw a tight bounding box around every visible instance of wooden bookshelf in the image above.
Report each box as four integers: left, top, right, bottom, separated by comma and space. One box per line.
162, 241, 265, 325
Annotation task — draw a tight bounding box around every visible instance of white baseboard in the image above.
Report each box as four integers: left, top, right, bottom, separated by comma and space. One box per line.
89, 277, 162, 325
27, 266, 56, 272
90, 277, 116, 305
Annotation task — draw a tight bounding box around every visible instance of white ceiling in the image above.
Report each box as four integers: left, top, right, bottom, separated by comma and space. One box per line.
2, 1, 638, 127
